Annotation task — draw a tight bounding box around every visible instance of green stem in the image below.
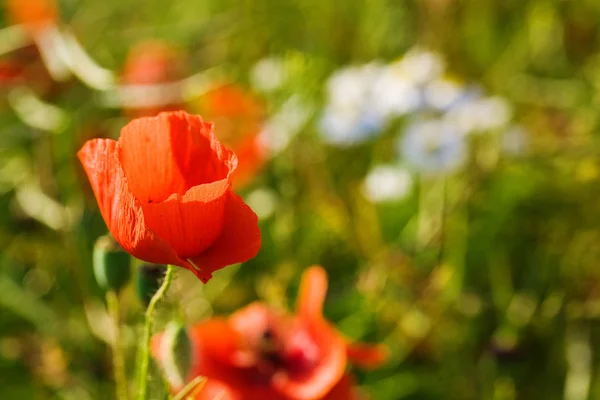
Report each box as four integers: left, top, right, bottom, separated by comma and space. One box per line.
172, 376, 207, 400
107, 290, 128, 400
137, 264, 175, 400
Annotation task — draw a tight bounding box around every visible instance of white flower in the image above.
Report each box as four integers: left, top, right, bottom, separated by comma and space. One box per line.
325, 63, 383, 109
399, 119, 467, 175
369, 66, 422, 119
319, 63, 386, 145
395, 49, 445, 85
445, 96, 512, 134
423, 78, 466, 111
319, 106, 383, 146
250, 57, 286, 92
363, 165, 413, 203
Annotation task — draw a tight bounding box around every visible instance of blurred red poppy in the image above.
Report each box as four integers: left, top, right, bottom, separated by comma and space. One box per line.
6, 0, 57, 33
195, 84, 268, 188
152, 266, 387, 399
78, 111, 261, 283
193, 373, 362, 400
121, 40, 184, 118
0, 60, 24, 86
0, 46, 55, 95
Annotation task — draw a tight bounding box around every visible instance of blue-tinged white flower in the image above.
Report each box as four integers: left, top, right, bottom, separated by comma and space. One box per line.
423, 78, 470, 112
445, 96, 512, 134
325, 63, 383, 108
399, 119, 467, 175
250, 57, 286, 92
395, 49, 445, 85
319, 106, 383, 146
319, 63, 386, 145
363, 165, 413, 203
369, 66, 423, 119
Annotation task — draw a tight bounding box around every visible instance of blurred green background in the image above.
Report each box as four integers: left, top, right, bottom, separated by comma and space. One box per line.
3, 0, 600, 399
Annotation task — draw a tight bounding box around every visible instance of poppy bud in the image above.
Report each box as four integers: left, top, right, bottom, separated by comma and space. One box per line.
135, 263, 167, 306
93, 234, 131, 292
158, 321, 194, 389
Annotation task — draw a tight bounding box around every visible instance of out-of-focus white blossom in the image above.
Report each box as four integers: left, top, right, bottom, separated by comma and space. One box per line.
325, 63, 383, 108
445, 96, 513, 134
423, 78, 468, 111
319, 107, 383, 146
318, 46, 519, 152
319, 63, 387, 145
363, 165, 413, 203
395, 49, 445, 85
399, 119, 467, 175
370, 67, 422, 119
251, 57, 286, 92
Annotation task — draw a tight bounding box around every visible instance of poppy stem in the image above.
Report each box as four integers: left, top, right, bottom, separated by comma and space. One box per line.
137, 264, 175, 400
106, 290, 129, 400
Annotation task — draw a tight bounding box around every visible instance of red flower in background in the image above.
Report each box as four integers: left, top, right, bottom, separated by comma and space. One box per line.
78, 111, 261, 283
0, 46, 55, 94
196, 374, 362, 400
0, 60, 25, 87
6, 0, 57, 33
121, 40, 185, 118
196, 84, 268, 189
2, 0, 59, 92
152, 266, 387, 399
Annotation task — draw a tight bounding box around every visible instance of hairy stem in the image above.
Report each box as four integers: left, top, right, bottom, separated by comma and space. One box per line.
137, 264, 174, 400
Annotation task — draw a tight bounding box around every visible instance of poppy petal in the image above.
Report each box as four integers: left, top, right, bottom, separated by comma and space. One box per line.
193, 379, 239, 400
187, 190, 261, 281
322, 375, 362, 400
346, 342, 389, 369
119, 111, 236, 204
140, 180, 229, 275
152, 322, 242, 399
229, 302, 271, 354
188, 319, 245, 372
270, 266, 346, 399
296, 266, 328, 321
167, 112, 237, 188
78, 139, 183, 266
185, 319, 265, 391
273, 319, 347, 400
205, 84, 264, 118
7, 0, 57, 30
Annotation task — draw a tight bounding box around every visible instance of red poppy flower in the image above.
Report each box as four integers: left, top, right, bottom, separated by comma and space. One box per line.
203, 84, 264, 119
0, 46, 54, 94
0, 60, 25, 86
121, 40, 185, 118
78, 111, 261, 283
151, 266, 387, 399
192, 373, 362, 400
195, 84, 268, 188
6, 0, 57, 33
